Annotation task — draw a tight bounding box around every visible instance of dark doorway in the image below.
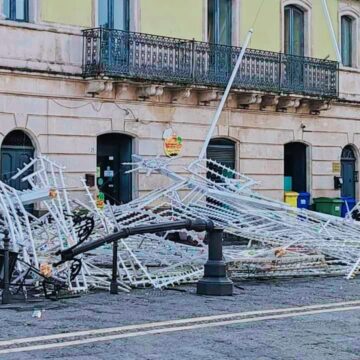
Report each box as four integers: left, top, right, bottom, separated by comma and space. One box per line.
207, 138, 235, 182
341, 145, 356, 198
1, 130, 34, 191
97, 133, 133, 205
284, 142, 307, 192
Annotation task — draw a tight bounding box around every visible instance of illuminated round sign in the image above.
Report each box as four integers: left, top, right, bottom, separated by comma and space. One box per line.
164, 135, 183, 157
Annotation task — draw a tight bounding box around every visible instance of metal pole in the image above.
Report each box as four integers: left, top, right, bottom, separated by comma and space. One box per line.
110, 240, 119, 294
321, 0, 342, 63
197, 228, 233, 296
2, 230, 12, 305
110, 227, 119, 294
191, 38, 196, 81
198, 29, 254, 160
59, 219, 213, 263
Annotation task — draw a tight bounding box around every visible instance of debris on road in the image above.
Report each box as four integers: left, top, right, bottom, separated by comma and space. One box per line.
1, 154, 360, 300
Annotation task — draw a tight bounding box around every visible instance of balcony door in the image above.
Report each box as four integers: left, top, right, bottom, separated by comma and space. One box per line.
284, 5, 304, 56
208, 0, 232, 45
208, 0, 232, 84
98, 0, 129, 30
98, 0, 130, 73
284, 5, 305, 91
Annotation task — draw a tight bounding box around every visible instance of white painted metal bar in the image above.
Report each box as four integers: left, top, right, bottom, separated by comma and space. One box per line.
321, 0, 342, 63
198, 29, 254, 160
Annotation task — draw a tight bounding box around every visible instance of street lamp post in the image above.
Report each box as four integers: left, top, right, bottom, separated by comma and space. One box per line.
197, 228, 233, 296
2, 230, 12, 305
110, 228, 119, 295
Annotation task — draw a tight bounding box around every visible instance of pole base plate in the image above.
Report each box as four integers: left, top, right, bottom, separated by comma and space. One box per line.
197, 277, 233, 296
110, 282, 119, 295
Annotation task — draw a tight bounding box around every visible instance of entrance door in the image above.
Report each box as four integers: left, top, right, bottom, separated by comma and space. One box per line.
1, 130, 34, 190
284, 142, 307, 192
341, 146, 356, 198
1, 148, 33, 190
1, 130, 35, 212
206, 138, 235, 182
97, 133, 132, 205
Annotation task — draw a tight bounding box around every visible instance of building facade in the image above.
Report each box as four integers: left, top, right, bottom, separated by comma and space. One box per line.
0, 0, 359, 205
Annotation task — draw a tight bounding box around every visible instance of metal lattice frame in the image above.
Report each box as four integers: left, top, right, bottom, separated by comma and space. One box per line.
1, 153, 360, 297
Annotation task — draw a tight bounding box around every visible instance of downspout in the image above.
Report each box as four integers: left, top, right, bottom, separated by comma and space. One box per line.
321, 0, 342, 63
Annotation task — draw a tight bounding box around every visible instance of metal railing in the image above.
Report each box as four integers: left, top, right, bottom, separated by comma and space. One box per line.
83, 28, 339, 98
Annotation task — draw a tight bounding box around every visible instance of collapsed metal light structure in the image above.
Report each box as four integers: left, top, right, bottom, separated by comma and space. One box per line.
1, 151, 359, 299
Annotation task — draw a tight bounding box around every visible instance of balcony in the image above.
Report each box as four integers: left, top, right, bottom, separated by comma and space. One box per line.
83, 28, 339, 99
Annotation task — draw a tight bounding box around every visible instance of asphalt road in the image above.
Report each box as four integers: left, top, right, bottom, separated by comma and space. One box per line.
0, 277, 359, 359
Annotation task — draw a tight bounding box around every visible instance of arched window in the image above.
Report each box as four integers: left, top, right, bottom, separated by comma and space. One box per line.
284, 5, 305, 56
208, 0, 232, 45
98, 0, 129, 30
341, 16, 353, 67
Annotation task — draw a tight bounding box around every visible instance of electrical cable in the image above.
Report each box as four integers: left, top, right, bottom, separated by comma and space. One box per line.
51, 99, 93, 109
251, 0, 266, 29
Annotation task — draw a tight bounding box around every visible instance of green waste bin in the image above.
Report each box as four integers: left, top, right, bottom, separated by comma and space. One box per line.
313, 197, 342, 217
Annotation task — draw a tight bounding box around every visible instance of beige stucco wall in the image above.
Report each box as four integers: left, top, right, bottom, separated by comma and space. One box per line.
240, 0, 281, 52
41, 0, 92, 27
140, 0, 203, 40
0, 70, 359, 202
239, 0, 339, 58
312, 0, 339, 60
0, 0, 359, 203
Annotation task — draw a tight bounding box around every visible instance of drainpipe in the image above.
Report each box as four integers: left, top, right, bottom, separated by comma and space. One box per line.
321, 0, 342, 63
198, 29, 254, 160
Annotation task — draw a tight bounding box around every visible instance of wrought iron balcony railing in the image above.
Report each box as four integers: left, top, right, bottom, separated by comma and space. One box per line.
83, 28, 339, 98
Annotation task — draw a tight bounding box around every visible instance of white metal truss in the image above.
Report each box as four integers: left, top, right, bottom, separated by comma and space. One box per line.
1, 153, 360, 298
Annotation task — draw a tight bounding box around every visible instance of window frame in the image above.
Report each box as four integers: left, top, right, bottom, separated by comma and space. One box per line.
339, 7, 359, 70
3, 0, 29, 22
284, 5, 305, 56
281, 0, 311, 57
207, 0, 232, 45
203, 0, 239, 46
97, 0, 130, 31
341, 15, 353, 67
